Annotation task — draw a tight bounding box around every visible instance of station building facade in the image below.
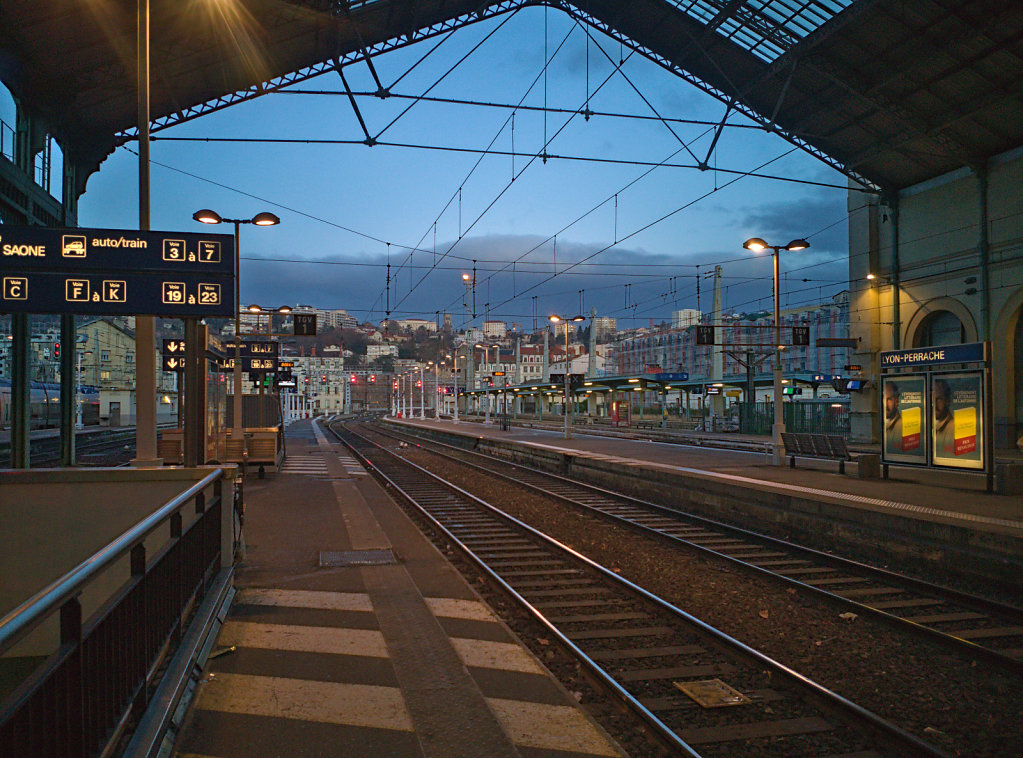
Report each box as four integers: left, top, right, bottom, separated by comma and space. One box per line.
847, 148, 1023, 449
609, 294, 850, 381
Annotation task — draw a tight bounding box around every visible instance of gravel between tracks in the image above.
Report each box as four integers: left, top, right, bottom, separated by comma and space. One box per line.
401, 446, 1023, 758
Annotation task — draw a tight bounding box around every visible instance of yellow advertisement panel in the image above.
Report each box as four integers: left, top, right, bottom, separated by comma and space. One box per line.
881, 375, 927, 465
931, 371, 984, 470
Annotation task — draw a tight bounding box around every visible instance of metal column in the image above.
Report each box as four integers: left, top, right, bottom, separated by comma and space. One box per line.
60, 314, 76, 465
10, 314, 31, 468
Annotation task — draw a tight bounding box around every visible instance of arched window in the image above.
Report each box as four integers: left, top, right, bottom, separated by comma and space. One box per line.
916, 310, 965, 347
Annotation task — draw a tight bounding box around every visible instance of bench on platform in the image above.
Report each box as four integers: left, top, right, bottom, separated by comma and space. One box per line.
781, 432, 859, 474
246, 427, 284, 478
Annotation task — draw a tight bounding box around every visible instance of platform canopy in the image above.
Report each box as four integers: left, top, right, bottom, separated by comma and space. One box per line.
3, 0, 1022, 196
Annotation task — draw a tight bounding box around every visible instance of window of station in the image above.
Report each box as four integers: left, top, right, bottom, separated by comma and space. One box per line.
916, 310, 966, 347
100, 350, 111, 362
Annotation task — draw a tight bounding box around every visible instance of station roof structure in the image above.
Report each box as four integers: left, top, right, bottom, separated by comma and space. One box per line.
463, 370, 841, 395
2, 0, 1022, 197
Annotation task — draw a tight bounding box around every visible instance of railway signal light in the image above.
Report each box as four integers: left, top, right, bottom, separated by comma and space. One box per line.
350, 374, 357, 383
304, 376, 310, 384
321, 374, 327, 384
370, 374, 376, 383
53, 342, 60, 358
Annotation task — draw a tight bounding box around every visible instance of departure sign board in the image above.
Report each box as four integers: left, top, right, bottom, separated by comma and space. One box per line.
224, 341, 281, 357
0, 225, 235, 316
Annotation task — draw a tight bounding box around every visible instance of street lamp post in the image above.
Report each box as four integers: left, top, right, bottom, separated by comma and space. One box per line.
418, 366, 425, 419
431, 361, 442, 418
476, 343, 499, 424
549, 315, 586, 439
743, 237, 810, 465
194, 209, 280, 459
448, 353, 460, 423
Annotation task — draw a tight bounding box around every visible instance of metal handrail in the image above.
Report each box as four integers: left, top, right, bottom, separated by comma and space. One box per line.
0, 467, 225, 655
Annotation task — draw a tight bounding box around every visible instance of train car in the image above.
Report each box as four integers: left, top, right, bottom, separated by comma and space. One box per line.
0, 378, 100, 429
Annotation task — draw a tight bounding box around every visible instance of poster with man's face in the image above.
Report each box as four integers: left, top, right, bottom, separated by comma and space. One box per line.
881, 375, 927, 464
931, 372, 984, 469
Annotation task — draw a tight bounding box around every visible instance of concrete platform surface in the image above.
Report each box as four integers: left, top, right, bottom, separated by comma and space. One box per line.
172, 418, 625, 758
392, 418, 1023, 535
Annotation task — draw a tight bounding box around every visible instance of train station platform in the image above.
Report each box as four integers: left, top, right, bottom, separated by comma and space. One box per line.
171, 418, 625, 758
386, 417, 1023, 589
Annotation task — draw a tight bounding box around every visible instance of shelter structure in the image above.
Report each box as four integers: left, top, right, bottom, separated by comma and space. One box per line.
2, 0, 1022, 447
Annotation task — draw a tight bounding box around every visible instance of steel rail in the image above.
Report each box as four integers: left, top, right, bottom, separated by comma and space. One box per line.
379, 422, 1023, 672
338, 421, 947, 758
377, 422, 1023, 674
0, 468, 225, 656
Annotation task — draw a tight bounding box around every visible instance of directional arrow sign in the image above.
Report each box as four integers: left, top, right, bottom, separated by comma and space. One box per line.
162, 355, 185, 372
162, 338, 186, 355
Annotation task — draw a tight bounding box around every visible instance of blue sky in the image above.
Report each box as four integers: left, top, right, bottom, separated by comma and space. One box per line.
74, 7, 851, 330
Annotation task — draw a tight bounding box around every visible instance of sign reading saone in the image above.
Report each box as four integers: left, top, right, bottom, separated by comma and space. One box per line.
0, 225, 235, 317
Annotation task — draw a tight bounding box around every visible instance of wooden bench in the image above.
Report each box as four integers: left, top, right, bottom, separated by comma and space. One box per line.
781, 432, 859, 474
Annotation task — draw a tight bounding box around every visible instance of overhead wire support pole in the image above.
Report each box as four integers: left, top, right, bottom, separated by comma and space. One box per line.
702, 101, 734, 169
340, 6, 388, 96
337, 66, 375, 144
134, 0, 161, 467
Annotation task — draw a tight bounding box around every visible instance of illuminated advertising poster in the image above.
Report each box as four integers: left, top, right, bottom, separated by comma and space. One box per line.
881, 375, 927, 464
931, 372, 984, 470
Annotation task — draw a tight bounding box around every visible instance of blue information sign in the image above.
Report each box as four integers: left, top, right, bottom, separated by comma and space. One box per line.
880, 342, 985, 368
221, 356, 279, 373
655, 372, 689, 381
0, 225, 235, 316
2, 270, 232, 316
0, 226, 233, 274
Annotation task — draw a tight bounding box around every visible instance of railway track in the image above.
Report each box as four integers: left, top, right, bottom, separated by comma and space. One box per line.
334, 421, 945, 758
0, 427, 138, 467
372, 421, 1023, 675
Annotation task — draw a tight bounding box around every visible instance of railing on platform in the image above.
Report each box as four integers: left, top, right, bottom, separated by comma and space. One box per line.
0, 468, 228, 758
738, 401, 851, 436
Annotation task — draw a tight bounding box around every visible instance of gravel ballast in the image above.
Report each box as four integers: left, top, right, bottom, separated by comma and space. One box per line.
396, 444, 1023, 758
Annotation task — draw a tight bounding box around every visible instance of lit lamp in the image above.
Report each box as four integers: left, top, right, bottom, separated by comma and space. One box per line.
548, 314, 586, 439
194, 209, 280, 456
742, 237, 809, 465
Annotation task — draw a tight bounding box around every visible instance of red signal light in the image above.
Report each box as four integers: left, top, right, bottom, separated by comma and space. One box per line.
53, 342, 61, 358
370, 375, 376, 383
350, 374, 357, 383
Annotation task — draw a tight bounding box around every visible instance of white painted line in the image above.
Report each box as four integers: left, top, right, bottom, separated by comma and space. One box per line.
237, 588, 373, 613
486, 697, 623, 756
217, 621, 389, 658
450, 638, 544, 675
196, 673, 413, 731
424, 597, 497, 622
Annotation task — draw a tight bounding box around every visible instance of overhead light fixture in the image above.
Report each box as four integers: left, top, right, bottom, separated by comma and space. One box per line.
193, 209, 222, 224
252, 212, 280, 226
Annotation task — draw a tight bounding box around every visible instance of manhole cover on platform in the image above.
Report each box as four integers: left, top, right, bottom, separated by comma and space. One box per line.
319, 549, 398, 567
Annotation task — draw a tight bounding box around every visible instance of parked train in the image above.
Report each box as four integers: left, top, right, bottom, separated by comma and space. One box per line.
0, 378, 100, 429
